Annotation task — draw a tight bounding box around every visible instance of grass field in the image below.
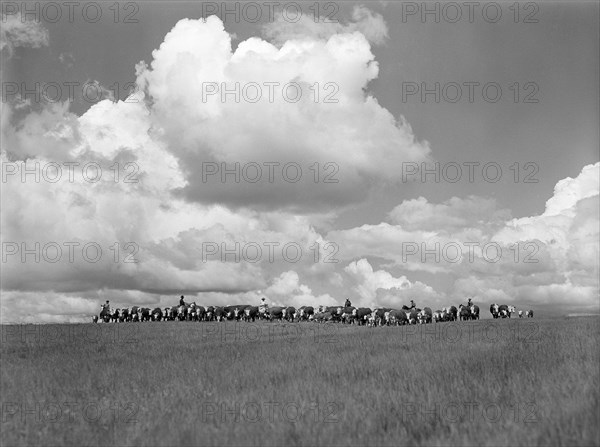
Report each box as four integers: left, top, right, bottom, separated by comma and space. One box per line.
1, 317, 599, 446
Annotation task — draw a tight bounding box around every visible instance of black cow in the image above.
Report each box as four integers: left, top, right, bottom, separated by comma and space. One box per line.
283, 306, 297, 322
418, 307, 433, 324
213, 307, 226, 322
267, 306, 284, 322
445, 306, 457, 321
458, 305, 471, 321
408, 309, 420, 325
297, 306, 314, 321
99, 306, 111, 323
470, 305, 480, 320
233, 305, 252, 321
243, 306, 259, 322
498, 304, 510, 318
150, 308, 162, 321
207, 306, 216, 321
118, 308, 130, 322
353, 308, 372, 326
388, 309, 408, 326
223, 306, 238, 321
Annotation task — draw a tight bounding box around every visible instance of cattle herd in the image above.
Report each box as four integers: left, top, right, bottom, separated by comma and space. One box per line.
92, 302, 534, 325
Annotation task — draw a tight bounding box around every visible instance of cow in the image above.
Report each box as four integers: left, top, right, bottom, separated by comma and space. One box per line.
458, 305, 471, 321
338, 307, 356, 324
388, 309, 408, 326
372, 308, 392, 326
177, 305, 189, 321
322, 306, 342, 322
526, 310, 534, 318
111, 309, 120, 322
298, 306, 314, 321
353, 308, 372, 326
408, 309, 420, 325
150, 308, 162, 321
92, 315, 99, 323
518, 310, 523, 318
470, 305, 480, 320
497, 304, 509, 318
205, 306, 215, 321
194, 306, 206, 322
490, 303, 499, 318
138, 307, 150, 322
233, 305, 252, 321
433, 310, 444, 322
243, 306, 259, 322
99, 306, 112, 323
223, 306, 237, 321
418, 307, 433, 324
314, 311, 334, 323
267, 306, 284, 322
118, 308, 130, 322
341, 311, 354, 324
213, 307, 226, 322
282, 306, 297, 322
508, 305, 516, 317
443, 306, 457, 321
186, 303, 197, 321
258, 305, 269, 320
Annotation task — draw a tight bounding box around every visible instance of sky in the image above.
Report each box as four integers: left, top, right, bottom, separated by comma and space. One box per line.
1, 1, 598, 322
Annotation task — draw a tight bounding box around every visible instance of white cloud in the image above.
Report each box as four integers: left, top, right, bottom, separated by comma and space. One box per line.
1, 11, 597, 322
388, 196, 511, 232
262, 5, 389, 46
331, 163, 599, 312
135, 15, 429, 211
0, 15, 49, 55
344, 258, 442, 309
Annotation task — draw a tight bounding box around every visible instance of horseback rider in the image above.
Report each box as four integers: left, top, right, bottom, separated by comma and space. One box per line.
179, 295, 186, 306
409, 299, 416, 309
259, 297, 269, 317
344, 298, 351, 308
102, 300, 110, 313
467, 298, 473, 307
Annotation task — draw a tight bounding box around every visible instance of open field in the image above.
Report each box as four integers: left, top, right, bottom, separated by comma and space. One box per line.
1, 317, 599, 446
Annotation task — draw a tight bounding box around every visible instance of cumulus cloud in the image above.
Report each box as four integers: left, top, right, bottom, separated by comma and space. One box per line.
331, 163, 599, 312
388, 196, 511, 232
262, 5, 389, 46
0, 15, 49, 55
249, 270, 337, 308
135, 15, 429, 211
344, 258, 443, 309
2, 11, 597, 322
